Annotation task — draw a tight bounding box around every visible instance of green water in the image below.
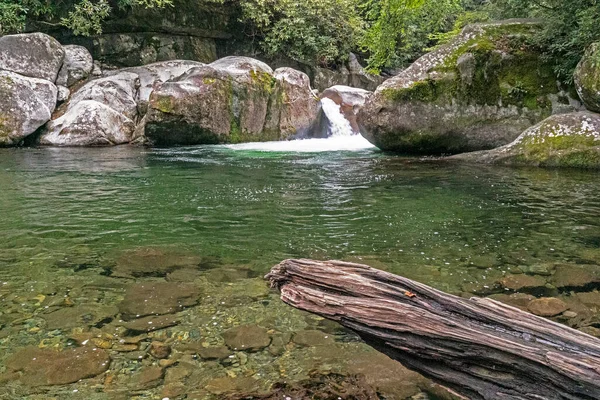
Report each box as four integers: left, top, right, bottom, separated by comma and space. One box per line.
0, 145, 599, 399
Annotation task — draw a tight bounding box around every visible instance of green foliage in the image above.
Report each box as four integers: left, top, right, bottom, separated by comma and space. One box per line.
239, 0, 364, 67
0, 1, 26, 34
61, 0, 111, 36
360, 0, 464, 73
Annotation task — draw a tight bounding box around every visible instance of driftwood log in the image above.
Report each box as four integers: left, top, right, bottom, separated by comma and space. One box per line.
266, 259, 600, 400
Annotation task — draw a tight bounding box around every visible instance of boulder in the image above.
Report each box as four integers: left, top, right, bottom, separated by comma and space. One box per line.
118, 282, 200, 319
321, 85, 371, 133
145, 57, 317, 145
574, 42, 600, 112
0, 70, 58, 146
118, 60, 206, 105
0, 32, 65, 82
0, 346, 110, 386
56, 45, 94, 87
527, 297, 568, 317
222, 324, 271, 351
312, 53, 384, 92
39, 100, 136, 146
265, 67, 319, 137
68, 72, 139, 120
359, 21, 581, 154
453, 112, 600, 169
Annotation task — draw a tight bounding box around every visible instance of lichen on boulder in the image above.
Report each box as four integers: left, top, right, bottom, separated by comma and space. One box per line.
453, 112, 600, 169
359, 20, 582, 155
574, 42, 600, 113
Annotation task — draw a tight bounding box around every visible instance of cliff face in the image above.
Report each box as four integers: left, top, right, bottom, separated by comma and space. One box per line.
50, 0, 235, 67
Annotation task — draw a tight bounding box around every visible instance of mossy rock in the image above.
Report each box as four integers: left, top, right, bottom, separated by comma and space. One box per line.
145, 57, 317, 145
574, 42, 600, 113
453, 112, 600, 169
359, 20, 582, 155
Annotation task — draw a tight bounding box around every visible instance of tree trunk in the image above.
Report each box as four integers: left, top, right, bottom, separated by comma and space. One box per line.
266, 259, 600, 400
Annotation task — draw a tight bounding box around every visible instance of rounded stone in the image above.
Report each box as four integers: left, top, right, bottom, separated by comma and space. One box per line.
527, 297, 568, 317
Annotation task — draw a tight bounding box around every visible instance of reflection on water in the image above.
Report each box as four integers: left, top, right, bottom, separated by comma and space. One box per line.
0, 146, 599, 399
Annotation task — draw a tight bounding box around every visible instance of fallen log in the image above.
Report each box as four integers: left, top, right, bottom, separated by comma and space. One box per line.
266, 259, 600, 400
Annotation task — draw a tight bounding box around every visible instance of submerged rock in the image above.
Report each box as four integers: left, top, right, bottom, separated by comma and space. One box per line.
0, 346, 110, 386
145, 56, 317, 145
222, 324, 271, 351
359, 21, 581, 154
0, 70, 57, 146
56, 45, 94, 87
118, 282, 200, 319
527, 297, 568, 317
111, 247, 203, 278
454, 112, 600, 169
574, 42, 600, 112
0, 32, 65, 82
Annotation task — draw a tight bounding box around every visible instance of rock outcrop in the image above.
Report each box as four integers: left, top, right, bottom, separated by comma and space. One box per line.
145, 56, 318, 145
574, 42, 600, 113
359, 21, 582, 155
453, 112, 600, 169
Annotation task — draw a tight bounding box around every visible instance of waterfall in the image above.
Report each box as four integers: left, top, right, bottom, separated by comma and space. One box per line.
224, 98, 375, 152
320, 98, 355, 137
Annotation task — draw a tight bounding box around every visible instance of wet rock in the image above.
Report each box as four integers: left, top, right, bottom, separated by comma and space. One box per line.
0, 32, 65, 82
551, 264, 600, 289
520, 263, 555, 276
574, 42, 600, 112
268, 333, 291, 356
205, 376, 261, 396
487, 293, 536, 311
42, 304, 118, 330
359, 21, 581, 155
575, 291, 600, 308
0, 70, 57, 146
118, 282, 200, 319
166, 268, 205, 282
293, 329, 334, 347
222, 324, 271, 351
226, 372, 378, 400
527, 297, 568, 317
162, 382, 187, 399
347, 350, 426, 399
127, 366, 164, 390
454, 112, 600, 169
0, 346, 110, 386
198, 346, 232, 360
499, 274, 547, 293
56, 45, 94, 87
111, 247, 203, 278
150, 341, 171, 359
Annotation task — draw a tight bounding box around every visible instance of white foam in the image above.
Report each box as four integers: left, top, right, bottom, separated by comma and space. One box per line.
225, 135, 375, 153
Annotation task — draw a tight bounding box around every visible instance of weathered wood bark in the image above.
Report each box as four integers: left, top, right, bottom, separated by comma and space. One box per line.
266, 259, 600, 400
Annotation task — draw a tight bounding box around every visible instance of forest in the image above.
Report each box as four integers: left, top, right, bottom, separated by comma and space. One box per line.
1, 0, 599, 81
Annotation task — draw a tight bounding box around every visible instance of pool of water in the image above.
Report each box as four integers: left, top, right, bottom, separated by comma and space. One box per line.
0, 145, 599, 399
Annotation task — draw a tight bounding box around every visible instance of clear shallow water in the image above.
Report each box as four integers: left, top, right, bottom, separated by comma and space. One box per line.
0, 145, 599, 398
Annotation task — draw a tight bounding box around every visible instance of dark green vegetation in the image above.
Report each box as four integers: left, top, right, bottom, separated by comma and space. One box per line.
2, 0, 599, 80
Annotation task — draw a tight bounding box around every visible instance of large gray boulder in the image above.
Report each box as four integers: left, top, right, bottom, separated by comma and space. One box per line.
453, 112, 600, 169
56, 45, 94, 87
145, 57, 318, 145
0, 71, 58, 146
39, 72, 140, 146
0, 33, 65, 82
40, 100, 136, 146
68, 72, 140, 120
574, 42, 600, 113
359, 21, 582, 155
